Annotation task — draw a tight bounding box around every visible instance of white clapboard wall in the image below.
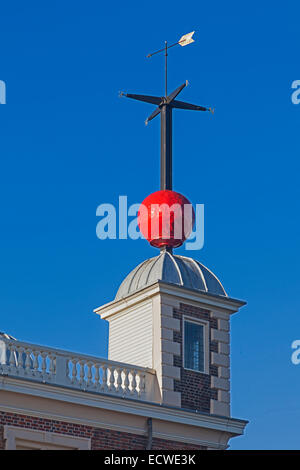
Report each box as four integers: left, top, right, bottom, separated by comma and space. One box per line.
108, 300, 153, 368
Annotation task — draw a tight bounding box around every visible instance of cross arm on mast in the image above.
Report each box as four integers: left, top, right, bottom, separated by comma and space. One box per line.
170, 99, 212, 112
145, 107, 161, 125
145, 81, 189, 123
120, 83, 214, 124
120, 92, 162, 106
166, 81, 188, 104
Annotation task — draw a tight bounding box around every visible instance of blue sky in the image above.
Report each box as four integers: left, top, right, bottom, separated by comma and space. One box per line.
0, 1, 299, 449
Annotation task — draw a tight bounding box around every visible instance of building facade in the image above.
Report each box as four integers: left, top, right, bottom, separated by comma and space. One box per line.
0, 251, 248, 450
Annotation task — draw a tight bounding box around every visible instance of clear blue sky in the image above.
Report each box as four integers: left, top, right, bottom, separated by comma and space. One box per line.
0, 0, 299, 450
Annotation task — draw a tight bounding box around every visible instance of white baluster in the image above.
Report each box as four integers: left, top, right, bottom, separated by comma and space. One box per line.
116, 367, 122, 392
123, 368, 130, 394
32, 351, 39, 374
94, 364, 100, 388
71, 359, 77, 383
131, 369, 137, 394
101, 364, 107, 390
79, 361, 85, 386
87, 362, 92, 386
109, 366, 115, 390
25, 349, 32, 373
41, 352, 47, 380
16, 346, 24, 372
65, 358, 71, 381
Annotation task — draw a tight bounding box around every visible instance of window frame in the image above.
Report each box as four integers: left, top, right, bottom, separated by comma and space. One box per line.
182, 316, 209, 374
3, 425, 91, 450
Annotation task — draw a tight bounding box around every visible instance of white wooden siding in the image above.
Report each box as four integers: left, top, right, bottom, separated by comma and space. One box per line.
108, 300, 153, 368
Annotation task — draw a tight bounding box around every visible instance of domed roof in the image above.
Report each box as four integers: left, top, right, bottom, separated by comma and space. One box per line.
115, 251, 227, 300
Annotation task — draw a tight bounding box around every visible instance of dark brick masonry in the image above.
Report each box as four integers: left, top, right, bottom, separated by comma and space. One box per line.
173, 303, 219, 413
0, 411, 206, 450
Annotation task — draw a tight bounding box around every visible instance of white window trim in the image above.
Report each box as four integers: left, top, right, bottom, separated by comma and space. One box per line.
183, 316, 210, 375
3, 425, 91, 450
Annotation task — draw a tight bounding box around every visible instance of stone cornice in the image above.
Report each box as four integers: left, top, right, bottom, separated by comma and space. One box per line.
95, 280, 246, 320
0, 375, 248, 437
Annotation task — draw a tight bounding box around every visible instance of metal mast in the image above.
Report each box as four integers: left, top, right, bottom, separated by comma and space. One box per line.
120, 32, 214, 191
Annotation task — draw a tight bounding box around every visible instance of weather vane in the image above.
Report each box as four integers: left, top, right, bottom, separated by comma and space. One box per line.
147, 31, 196, 98
120, 31, 214, 191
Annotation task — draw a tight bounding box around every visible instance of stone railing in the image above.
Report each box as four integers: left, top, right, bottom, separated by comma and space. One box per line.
0, 337, 158, 403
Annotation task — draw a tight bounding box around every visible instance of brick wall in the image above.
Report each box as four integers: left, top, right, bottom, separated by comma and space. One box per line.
151, 437, 205, 450
0, 411, 205, 450
173, 303, 220, 413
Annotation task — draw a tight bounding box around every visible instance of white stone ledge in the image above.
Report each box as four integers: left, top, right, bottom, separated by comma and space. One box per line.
0, 376, 247, 437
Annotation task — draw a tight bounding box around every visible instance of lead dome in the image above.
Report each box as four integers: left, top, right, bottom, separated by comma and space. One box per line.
115, 251, 227, 300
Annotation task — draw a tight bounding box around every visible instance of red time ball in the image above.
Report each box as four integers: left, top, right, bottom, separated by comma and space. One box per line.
138, 190, 195, 249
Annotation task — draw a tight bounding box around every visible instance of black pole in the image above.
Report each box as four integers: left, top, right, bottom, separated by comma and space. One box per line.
160, 103, 173, 253
160, 104, 172, 190
165, 41, 168, 98
160, 40, 172, 191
